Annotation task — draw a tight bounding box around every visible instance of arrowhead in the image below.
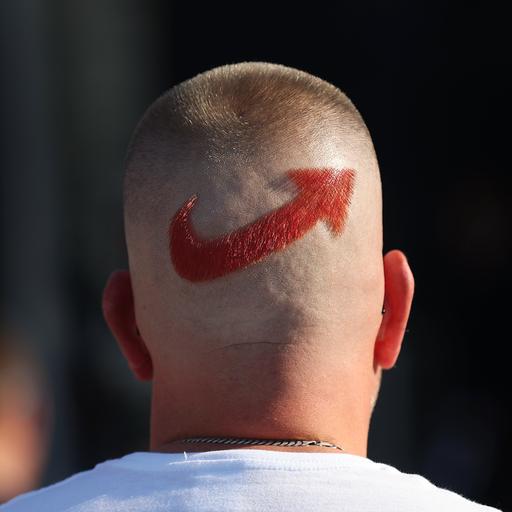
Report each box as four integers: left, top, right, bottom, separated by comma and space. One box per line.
288, 168, 355, 235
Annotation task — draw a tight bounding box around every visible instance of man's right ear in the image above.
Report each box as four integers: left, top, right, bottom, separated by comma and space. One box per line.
101, 270, 153, 381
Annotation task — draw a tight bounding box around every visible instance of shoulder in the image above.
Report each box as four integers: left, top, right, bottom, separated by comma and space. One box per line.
0, 458, 120, 512
363, 459, 502, 512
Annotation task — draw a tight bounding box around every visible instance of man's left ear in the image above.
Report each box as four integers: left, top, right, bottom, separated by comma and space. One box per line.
102, 270, 153, 381
374, 250, 415, 370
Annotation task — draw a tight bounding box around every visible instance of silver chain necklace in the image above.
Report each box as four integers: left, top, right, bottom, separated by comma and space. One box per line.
178, 436, 344, 451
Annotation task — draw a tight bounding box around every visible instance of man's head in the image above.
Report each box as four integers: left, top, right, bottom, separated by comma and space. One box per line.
102, 62, 414, 454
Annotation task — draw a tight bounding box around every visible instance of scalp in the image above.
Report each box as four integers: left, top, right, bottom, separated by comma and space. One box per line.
123, 62, 383, 365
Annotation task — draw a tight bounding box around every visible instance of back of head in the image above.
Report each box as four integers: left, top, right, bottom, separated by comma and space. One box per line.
123, 62, 383, 378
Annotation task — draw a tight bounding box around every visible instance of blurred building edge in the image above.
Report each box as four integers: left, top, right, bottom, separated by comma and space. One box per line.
0, 327, 53, 504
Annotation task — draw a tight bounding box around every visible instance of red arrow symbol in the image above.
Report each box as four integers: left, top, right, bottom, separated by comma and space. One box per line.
169, 168, 355, 282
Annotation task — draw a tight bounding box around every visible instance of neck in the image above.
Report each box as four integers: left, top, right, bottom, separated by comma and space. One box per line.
148, 346, 375, 456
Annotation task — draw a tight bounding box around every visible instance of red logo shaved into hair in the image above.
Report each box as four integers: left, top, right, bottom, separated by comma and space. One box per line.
170, 168, 355, 282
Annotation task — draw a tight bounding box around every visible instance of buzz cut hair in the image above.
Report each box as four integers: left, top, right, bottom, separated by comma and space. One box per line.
123, 61, 373, 214
121, 62, 382, 353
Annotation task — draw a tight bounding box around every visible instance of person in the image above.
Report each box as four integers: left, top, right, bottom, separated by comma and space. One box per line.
0, 62, 500, 511
0, 329, 51, 505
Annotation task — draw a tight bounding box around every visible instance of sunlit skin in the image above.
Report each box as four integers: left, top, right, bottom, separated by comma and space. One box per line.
103, 241, 413, 456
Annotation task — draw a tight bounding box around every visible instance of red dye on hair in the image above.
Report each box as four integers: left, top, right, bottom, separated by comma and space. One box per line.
169, 168, 355, 282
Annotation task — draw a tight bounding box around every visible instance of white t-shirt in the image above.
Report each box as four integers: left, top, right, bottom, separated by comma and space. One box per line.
0, 449, 501, 511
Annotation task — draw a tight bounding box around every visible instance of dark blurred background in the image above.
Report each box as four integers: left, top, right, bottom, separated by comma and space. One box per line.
0, 0, 509, 510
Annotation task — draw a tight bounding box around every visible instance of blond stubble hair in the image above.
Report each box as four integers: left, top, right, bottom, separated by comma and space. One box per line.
123, 62, 384, 370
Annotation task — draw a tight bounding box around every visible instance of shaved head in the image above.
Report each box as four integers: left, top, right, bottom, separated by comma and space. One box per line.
103, 61, 415, 453
124, 62, 383, 367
